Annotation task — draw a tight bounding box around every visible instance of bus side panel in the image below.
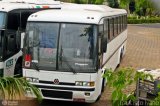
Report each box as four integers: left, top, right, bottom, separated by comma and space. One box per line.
3, 51, 22, 76
102, 30, 127, 70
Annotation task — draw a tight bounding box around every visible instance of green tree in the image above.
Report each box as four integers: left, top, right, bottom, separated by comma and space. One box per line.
71, 0, 104, 4
94, 0, 104, 4
135, 0, 156, 16
119, 0, 133, 14
104, 68, 153, 106
71, 0, 86, 4
107, 0, 119, 8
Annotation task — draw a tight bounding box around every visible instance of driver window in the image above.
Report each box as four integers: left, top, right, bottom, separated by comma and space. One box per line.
6, 34, 16, 57
5, 11, 20, 58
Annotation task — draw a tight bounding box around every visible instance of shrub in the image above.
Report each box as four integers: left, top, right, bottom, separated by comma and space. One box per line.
103, 68, 153, 106
128, 17, 160, 24
0, 77, 42, 101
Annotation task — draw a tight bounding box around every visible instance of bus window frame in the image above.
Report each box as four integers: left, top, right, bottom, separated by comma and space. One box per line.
113, 17, 118, 37
109, 18, 114, 40
118, 16, 121, 34
103, 18, 109, 43
100, 14, 127, 44
24, 21, 99, 73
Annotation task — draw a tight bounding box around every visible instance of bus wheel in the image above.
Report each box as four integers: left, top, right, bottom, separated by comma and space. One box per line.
96, 78, 105, 102
14, 63, 22, 77
117, 49, 123, 68
101, 78, 105, 92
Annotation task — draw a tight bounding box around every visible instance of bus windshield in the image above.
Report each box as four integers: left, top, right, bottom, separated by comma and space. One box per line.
0, 12, 6, 28
25, 22, 97, 73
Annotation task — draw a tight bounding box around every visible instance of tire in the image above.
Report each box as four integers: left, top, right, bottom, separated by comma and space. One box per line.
96, 94, 101, 102
96, 78, 105, 102
101, 78, 105, 92
120, 53, 123, 62
117, 48, 124, 68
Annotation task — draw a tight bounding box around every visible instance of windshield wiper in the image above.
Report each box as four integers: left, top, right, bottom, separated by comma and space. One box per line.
63, 56, 77, 74
59, 46, 77, 74
32, 62, 39, 72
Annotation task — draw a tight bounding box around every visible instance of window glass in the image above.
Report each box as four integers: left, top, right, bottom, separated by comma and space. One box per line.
125, 15, 127, 29
104, 19, 109, 41
109, 18, 113, 40
118, 17, 120, 34
7, 12, 20, 30
26, 23, 59, 70
114, 17, 117, 36
0, 12, 6, 28
122, 16, 124, 31
25, 22, 97, 73
59, 24, 97, 72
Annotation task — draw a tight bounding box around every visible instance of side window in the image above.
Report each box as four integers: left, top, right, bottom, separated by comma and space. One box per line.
118, 16, 121, 34
114, 17, 118, 37
116, 17, 119, 34
121, 16, 123, 31
123, 15, 125, 31
125, 15, 127, 29
117, 17, 120, 34
123, 15, 125, 30
104, 19, 109, 42
4, 30, 18, 58
7, 12, 20, 30
109, 18, 113, 40
5, 12, 20, 57
120, 16, 122, 33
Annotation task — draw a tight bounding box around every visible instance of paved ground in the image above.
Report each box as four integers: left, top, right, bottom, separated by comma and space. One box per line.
22, 24, 160, 106
120, 24, 160, 69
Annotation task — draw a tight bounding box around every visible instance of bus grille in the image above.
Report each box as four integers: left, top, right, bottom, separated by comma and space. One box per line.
41, 89, 73, 99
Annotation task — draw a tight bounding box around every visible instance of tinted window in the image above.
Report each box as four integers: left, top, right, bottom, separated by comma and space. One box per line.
114, 17, 118, 36
109, 18, 114, 40
7, 12, 20, 30
104, 19, 109, 41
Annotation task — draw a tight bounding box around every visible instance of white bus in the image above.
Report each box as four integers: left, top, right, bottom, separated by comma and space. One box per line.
0, 0, 61, 77
23, 4, 127, 103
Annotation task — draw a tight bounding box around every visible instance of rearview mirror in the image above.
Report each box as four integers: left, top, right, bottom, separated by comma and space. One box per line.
102, 37, 107, 53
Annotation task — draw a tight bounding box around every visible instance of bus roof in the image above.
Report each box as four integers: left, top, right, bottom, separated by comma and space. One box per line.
0, 0, 61, 12
28, 4, 127, 24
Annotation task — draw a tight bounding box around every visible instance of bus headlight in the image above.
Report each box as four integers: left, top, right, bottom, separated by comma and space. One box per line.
75, 81, 83, 86
75, 81, 95, 87
32, 78, 39, 83
26, 77, 33, 82
26, 77, 39, 83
